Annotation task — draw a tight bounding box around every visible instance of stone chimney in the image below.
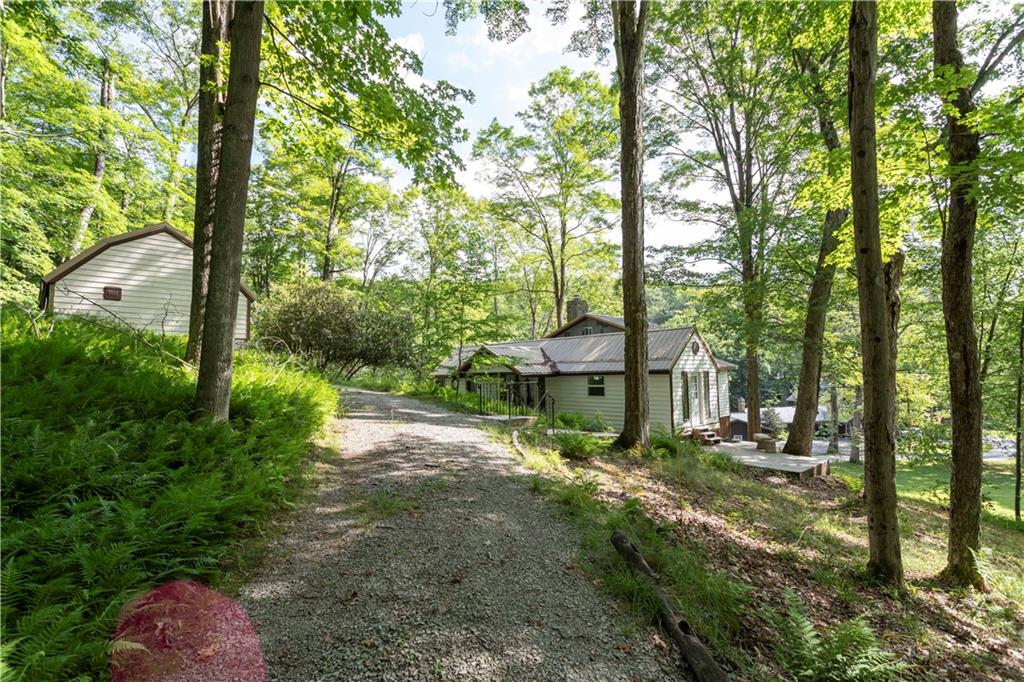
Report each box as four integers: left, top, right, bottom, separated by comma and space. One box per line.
566, 295, 588, 320
737, 396, 746, 413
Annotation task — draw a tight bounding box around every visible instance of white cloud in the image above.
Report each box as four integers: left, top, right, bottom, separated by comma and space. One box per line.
505, 85, 531, 110
394, 32, 426, 58
393, 32, 435, 89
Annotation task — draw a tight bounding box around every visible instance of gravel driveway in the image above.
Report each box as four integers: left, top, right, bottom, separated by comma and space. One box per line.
240, 388, 680, 681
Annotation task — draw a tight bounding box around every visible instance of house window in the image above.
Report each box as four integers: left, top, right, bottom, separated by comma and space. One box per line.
103, 286, 122, 301
587, 375, 605, 396
581, 327, 594, 336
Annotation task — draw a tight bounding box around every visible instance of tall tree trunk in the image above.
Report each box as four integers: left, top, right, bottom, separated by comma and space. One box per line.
827, 384, 841, 454
933, 0, 985, 590
1015, 303, 1022, 523
784, 59, 848, 455
320, 158, 351, 280
783, 206, 845, 453
186, 0, 232, 363
739, 237, 763, 437
70, 57, 114, 255
611, 0, 651, 450
194, 0, 264, 420
848, 0, 904, 588
850, 384, 863, 463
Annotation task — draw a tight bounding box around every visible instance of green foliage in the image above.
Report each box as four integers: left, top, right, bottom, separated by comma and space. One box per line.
772, 591, 907, 682
255, 279, 414, 377
761, 406, 785, 436
555, 411, 612, 432
554, 432, 605, 460
0, 312, 336, 681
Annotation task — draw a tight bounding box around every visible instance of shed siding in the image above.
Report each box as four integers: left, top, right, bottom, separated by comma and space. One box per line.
51, 232, 248, 339
546, 374, 672, 432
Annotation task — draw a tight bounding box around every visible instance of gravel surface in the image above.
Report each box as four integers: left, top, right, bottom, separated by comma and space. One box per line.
240, 388, 681, 681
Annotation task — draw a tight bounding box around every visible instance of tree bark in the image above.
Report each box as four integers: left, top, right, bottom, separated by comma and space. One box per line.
194, 0, 263, 420
784, 52, 848, 456
742, 257, 762, 438
320, 157, 352, 280
783, 208, 845, 455
1015, 303, 1022, 523
71, 57, 114, 256
933, 0, 985, 590
186, 0, 232, 363
827, 383, 840, 454
611, 0, 651, 450
848, 0, 904, 588
850, 384, 863, 463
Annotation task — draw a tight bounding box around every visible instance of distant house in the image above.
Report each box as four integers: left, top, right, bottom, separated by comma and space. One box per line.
38, 223, 254, 340
728, 393, 850, 440
433, 297, 733, 434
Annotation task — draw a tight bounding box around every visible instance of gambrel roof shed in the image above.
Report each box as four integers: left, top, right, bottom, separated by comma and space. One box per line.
39, 223, 254, 340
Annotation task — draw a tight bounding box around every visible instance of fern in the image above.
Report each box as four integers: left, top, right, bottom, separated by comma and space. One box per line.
1, 310, 336, 680
772, 591, 907, 681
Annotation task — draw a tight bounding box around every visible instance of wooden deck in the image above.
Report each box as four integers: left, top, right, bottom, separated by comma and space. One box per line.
713, 441, 831, 479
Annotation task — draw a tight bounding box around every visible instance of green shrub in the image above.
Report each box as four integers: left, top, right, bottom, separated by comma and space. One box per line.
255, 279, 414, 377
556, 411, 587, 430
554, 432, 603, 460
772, 591, 907, 681
0, 312, 336, 681
555, 411, 612, 432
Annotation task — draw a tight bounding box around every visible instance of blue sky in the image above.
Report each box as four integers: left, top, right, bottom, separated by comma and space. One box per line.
380, 2, 718, 250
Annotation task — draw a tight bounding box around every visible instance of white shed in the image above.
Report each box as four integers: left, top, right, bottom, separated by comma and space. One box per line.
38, 223, 254, 340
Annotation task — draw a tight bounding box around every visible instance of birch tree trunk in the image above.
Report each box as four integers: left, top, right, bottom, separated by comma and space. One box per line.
186, 0, 232, 363
848, 0, 904, 588
611, 0, 651, 450
71, 57, 114, 255
933, 0, 985, 590
194, 0, 264, 420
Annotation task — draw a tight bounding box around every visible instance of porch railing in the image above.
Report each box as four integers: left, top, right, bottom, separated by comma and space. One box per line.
473, 380, 556, 425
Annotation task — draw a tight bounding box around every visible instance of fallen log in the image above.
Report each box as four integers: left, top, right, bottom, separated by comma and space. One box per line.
610, 530, 729, 682
511, 429, 527, 458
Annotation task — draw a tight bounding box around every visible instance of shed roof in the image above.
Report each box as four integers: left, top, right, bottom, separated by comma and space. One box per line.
39, 222, 256, 309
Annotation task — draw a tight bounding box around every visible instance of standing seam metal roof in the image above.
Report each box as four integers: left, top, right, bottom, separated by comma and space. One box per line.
441, 327, 695, 376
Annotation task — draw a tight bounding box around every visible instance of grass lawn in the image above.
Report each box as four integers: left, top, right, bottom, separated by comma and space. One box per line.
834, 459, 1021, 523
509, 428, 1024, 681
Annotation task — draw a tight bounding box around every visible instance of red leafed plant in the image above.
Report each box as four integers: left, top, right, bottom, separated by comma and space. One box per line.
110, 580, 265, 682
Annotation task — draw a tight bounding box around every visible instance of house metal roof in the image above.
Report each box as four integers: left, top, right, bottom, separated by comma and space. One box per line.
439, 327, 696, 376
543, 312, 662, 338
433, 345, 481, 376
